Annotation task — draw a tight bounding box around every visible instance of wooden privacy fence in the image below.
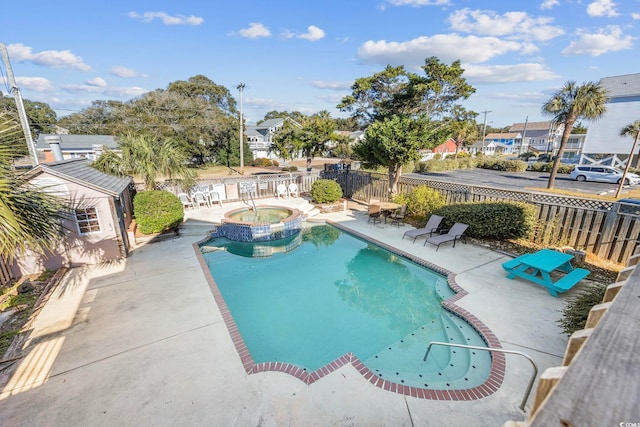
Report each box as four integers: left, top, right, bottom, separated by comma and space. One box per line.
0, 256, 14, 287
161, 169, 639, 265
324, 170, 640, 266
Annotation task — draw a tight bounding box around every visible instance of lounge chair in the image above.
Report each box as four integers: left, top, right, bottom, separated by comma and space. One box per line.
368, 204, 382, 225
424, 222, 469, 250
388, 205, 407, 227
402, 215, 443, 243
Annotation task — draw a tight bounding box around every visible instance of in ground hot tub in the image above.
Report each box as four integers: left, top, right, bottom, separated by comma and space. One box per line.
209, 206, 303, 242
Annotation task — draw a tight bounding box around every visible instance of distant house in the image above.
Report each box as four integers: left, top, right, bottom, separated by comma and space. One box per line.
582, 73, 640, 167
508, 121, 563, 156
245, 118, 302, 160
13, 159, 135, 276
419, 138, 459, 160
468, 140, 508, 156
35, 134, 118, 163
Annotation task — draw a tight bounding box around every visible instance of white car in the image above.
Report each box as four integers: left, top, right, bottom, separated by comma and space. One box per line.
568, 165, 640, 185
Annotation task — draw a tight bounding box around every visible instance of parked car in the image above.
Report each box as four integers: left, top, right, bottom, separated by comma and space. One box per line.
568, 165, 640, 185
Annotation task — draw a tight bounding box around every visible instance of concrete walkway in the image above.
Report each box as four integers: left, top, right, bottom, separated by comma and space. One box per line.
0, 198, 587, 426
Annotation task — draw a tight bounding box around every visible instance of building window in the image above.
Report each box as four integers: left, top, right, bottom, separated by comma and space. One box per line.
75, 207, 101, 234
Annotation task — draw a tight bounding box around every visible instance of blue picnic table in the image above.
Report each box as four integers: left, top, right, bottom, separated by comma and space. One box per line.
501, 249, 590, 297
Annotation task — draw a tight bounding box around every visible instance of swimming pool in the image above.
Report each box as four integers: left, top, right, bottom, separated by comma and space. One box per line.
197, 222, 505, 400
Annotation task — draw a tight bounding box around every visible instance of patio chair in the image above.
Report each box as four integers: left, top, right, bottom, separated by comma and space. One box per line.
192, 191, 210, 209
402, 215, 443, 243
368, 204, 382, 225
177, 192, 193, 210
276, 184, 288, 199
424, 222, 469, 251
288, 183, 299, 198
208, 191, 222, 207
388, 205, 407, 227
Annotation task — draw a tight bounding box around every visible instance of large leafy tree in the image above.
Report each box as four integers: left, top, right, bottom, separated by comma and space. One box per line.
0, 112, 67, 261
616, 120, 640, 197
259, 110, 307, 125
92, 132, 196, 190
342, 57, 476, 191
542, 81, 609, 189
300, 111, 336, 159
354, 115, 427, 192
338, 65, 409, 126
58, 100, 124, 134
167, 74, 237, 115
447, 106, 479, 158
271, 119, 303, 162
0, 95, 57, 137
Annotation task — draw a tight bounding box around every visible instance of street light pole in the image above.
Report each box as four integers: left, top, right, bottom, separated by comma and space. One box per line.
481, 110, 491, 156
237, 83, 245, 175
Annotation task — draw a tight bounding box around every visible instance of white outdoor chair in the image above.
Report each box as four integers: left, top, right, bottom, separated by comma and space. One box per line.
208, 191, 222, 207
288, 183, 299, 198
276, 184, 288, 199
177, 193, 193, 210
192, 191, 210, 209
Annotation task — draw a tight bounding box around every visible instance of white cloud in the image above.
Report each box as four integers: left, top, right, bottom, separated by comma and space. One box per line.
7, 43, 92, 71
463, 63, 559, 84
358, 34, 522, 69
298, 26, 325, 41
633, 13, 640, 20
128, 11, 203, 25
15, 76, 55, 92
586, 0, 619, 17
448, 9, 564, 42
562, 25, 634, 56
62, 83, 147, 97
86, 77, 107, 87
311, 80, 353, 90
238, 22, 271, 39
540, 0, 559, 10
110, 66, 147, 78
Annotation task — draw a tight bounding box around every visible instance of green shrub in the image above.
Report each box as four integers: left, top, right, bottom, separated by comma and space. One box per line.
557, 284, 607, 335
392, 185, 445, 222
310, 179, 343, 203
272, 160, 280, 167
477, 158, 528, 172
432, 201, 537, 239
281, 166, 298, 172
134, 190, 184, 235
251, 157, 273, 167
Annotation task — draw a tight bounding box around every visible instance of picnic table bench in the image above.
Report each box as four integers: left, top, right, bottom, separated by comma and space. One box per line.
501, 249, 590, 297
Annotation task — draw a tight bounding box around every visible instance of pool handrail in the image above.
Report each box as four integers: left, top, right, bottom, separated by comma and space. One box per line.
423, 341, 538, 412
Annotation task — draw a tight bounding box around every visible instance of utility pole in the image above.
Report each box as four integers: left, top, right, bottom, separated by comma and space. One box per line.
0, 42, 38, 166
236, 83, 245, 175
521, 116, 529, 155
481, 110, 491, 156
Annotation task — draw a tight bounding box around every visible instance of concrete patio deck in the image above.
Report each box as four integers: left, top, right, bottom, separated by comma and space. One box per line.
0, 197, 590, 426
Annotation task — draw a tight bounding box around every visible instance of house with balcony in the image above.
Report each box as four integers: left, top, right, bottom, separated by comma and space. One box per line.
245, 118, 302, 160
508, 121, 563, 156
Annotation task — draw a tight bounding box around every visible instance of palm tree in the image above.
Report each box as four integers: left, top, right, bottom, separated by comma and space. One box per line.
93, 132, 196, 190
541, 81, 609, 189
615, 120, 640, 197
0, 112, 67, 262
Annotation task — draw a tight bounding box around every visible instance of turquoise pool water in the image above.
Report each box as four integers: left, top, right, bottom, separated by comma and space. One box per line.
200, 224, 491, 389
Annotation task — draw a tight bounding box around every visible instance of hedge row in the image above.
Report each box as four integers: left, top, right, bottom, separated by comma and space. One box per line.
432, 201, 538, 240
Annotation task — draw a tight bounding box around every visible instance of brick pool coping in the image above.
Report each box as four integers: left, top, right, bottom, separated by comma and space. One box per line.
194, 220, 506, 401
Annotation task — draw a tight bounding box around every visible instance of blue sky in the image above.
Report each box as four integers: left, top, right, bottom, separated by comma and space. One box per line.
1, 0, 639, 127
